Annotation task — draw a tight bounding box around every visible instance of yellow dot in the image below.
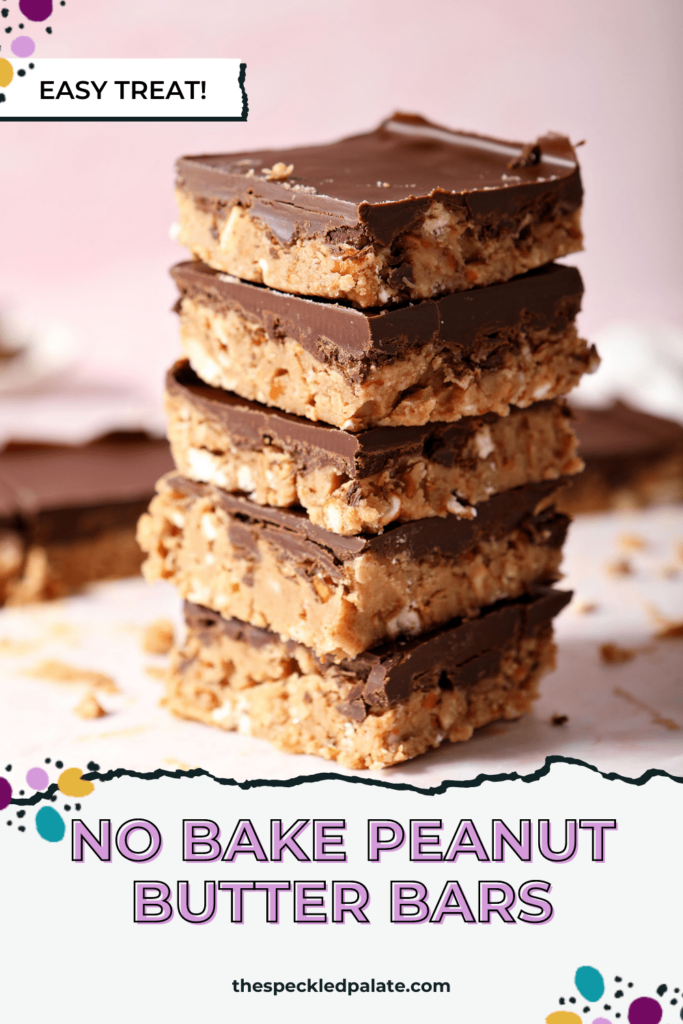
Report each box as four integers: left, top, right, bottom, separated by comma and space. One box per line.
0, 58, 14, 89
546, 1013, 582, 1024
58, 767, 95, 798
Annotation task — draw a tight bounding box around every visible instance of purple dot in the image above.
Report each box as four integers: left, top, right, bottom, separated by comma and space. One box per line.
11, 34, 35, 56
18, 0, 52, 21
0, 777, 12, 810
628, 997, 662, 1024
26, 767, 49, 790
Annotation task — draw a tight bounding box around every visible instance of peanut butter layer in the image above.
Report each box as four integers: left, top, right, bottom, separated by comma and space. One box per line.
176, 114, 582, 307
172, 262, 597, 431
167, 361, 583, 535
138, 475, 568, 660
166, 589, 570, 769
2, 528, 146, 605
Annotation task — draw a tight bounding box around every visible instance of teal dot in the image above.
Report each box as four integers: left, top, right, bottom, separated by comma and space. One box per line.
576, 966, 605, 1003
36, 805, 65, 842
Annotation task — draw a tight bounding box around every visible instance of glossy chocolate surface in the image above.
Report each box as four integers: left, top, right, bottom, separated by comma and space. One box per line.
0, 434, 173, 543
172, 259, 583, 367
177, 113, 582, 247
571, 402, 683, 458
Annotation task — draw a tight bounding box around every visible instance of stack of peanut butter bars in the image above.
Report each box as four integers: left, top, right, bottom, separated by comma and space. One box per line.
138, 114, 598, 769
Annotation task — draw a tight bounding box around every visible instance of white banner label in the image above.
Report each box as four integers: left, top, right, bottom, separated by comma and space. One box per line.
0, 58, 247, 120
2, 759, 681, 1023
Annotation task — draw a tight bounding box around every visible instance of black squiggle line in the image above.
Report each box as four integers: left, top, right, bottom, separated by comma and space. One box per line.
238, 62, 248, 120
10, 783, 59, 807
7, 755, 683, 806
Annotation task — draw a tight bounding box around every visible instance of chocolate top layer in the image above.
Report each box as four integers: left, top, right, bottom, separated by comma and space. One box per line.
172, 259, 583, 366
184, 587, 571, 714
0, 434, 173, 542
571, 401, 683, 459
176, 113, 582, 247
168, 359, 564, 480
165, 473, 568, 580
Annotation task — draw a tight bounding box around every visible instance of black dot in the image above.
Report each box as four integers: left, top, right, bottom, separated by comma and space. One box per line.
55, 761, 63, 769
615, 991, 624, 999
559, 999, 565, 1006
64, 804, 71, 812
16, 810, 25, 819
658, 986, 668, 997
0, 93, 6, 102
46, 25, 51, 33
1, 8, 8, 15
4, 765, 11, 771
672, 1000, 678, 1006
676, 989, 680, 994
615, 977, 622, 983
6, 819, 11, 826
45, 758, 51, 764
19, 790, 24, 796
583, 1009, 589, 1014
569, 998, 576, 1004
18, 68, 25, 75
627, 983, 633, 989
18, 21, 23, 27
87, 762, 100, 772
18, 825, 25, 832
50, 795, 57, 802
4, 26, 11, 33
75, 803, 81, 811
604, 1006, 611, 1012
29, 62, 34, 68
616, 1015, 621, 1020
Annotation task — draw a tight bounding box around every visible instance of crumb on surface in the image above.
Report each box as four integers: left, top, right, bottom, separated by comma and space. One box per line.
145, 664, 168, 680
618, 533, 647, 552
142, 618, 175, 655
574, 599, 599, 615
606, 558, 633, 577
660, 565, 680, 579
263, 162, 294, 182
655, 619, 683, 640
23, 659, 119, 692
0, 636, 38, 656
613, 686, 680, 731
599, 642, 637, 665
73, 691, 107, 720
162, 758, 194, 771
551, 713, 568, 727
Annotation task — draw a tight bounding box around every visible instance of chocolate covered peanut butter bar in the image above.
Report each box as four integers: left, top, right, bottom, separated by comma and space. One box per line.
175, 114, 582, 308
0, 434, 173, 604
166, 360, 582, 535
167, 588, 571, 769
172, 260, 596, 431
138, 475, 568, 660
560, 402, 683, 513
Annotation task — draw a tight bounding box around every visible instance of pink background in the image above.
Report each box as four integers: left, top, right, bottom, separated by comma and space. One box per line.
2, 0, 682, 408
